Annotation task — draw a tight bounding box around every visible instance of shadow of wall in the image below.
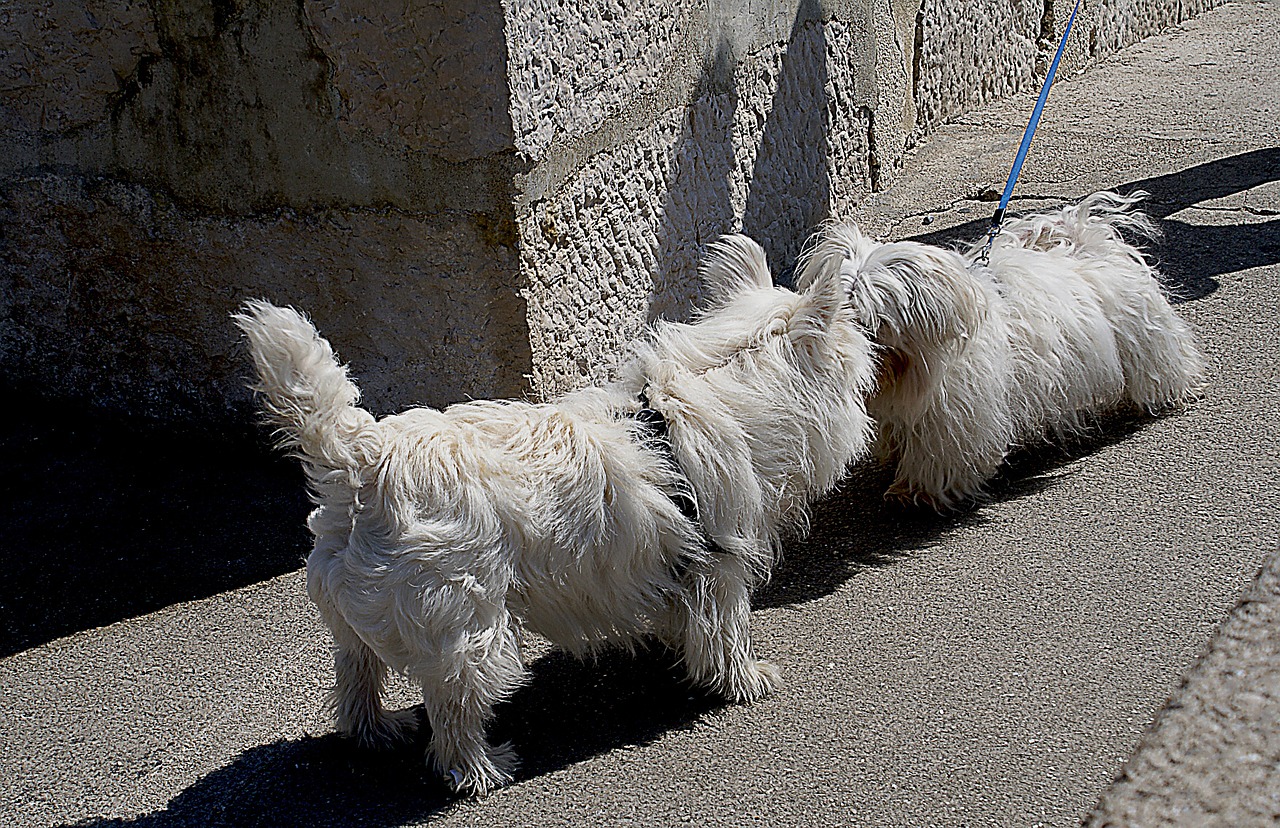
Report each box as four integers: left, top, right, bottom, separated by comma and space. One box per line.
909, 148, 1280, 303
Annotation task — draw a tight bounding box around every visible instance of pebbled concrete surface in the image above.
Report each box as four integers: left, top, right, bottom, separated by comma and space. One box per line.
1, 1, 1277, 826
1088, 554, 1280, 824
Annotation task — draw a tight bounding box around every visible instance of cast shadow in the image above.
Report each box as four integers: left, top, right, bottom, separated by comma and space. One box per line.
757, 405, 1167, 610
652, 38, 740, 323
993, 409, 1155, 490
0, 388, 310, 658
1133, 146, 1280, 302
653, 0, 831, 322
68, 732, 442, 828
908, 147, 1280, 303
741, 0, 830, 288
67, 647, 718, 828
59, 412, 1177, 828
756, 464, 976, 610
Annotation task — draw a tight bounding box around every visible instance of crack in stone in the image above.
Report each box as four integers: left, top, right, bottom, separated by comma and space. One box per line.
911, 0, 924, 117
1182, 203, 1280, 217
863, 105, 882, 192
1036, 0, 1057, 77
883, 191, 1070, 236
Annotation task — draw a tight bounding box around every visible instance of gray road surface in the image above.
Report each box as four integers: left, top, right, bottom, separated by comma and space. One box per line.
2, 2, 1277, 825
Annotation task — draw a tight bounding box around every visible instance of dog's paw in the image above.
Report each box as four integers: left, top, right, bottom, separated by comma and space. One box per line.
725, 659, 784, 704
884, 481, 925, 507
441, 742, 519, 797
355, 707, 420, 749
884, 482, 957, 513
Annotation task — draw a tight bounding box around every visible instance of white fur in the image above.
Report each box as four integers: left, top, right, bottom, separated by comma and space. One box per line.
233, 235, 876, 795
798, 191, 1206, 510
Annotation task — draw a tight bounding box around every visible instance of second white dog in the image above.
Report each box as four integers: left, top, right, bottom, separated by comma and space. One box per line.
798, 191, 1206, 509
234, 235, 876, 794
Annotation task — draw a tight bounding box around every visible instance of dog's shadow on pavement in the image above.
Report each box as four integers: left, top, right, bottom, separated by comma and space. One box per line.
755, 464, 976, 609
65, 411, 1163, 828
69, 733, 446, 828
758, 407, 1158, 609
68, 650, 721, 828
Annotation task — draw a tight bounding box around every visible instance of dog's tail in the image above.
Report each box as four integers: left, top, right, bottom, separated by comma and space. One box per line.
232, 300, 380, 492
995, 190, 1159, 258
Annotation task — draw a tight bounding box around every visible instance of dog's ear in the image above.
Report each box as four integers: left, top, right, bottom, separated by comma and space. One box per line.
796, 250, 850, 330
794, 221, 872, 295
859, 242, 989, 347
699, 234, 773, 304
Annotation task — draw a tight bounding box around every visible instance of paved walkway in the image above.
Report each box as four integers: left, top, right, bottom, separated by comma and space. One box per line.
1, 2, 1276, 825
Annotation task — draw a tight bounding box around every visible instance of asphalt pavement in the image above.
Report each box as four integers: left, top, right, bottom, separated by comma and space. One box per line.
2, 2, 1277, 825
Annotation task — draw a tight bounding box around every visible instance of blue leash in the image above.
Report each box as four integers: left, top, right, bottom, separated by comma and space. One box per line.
979, 0, 1084, 262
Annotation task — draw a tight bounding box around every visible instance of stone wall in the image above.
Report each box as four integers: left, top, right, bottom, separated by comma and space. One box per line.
0, 0, 1222, 421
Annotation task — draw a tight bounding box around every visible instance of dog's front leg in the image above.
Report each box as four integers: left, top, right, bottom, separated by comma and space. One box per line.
676, 551, 782, 703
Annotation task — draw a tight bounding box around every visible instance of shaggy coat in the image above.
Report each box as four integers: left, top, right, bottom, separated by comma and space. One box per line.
234, 235, 876, 794
798, 191, 1205, 509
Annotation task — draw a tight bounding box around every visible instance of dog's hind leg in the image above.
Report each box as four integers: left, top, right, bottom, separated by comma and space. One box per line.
411, 609, 526, 796
1108, 286, 1206, 412
314, 594, 419, 748
675, 553, 782, 704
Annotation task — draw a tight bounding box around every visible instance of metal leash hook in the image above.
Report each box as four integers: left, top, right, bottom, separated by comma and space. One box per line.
977, 207, 1006, 266
979, 0, 1082, 267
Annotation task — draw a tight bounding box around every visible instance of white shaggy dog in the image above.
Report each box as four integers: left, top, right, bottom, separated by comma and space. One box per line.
234, 235, 876, 795
797, 191, 1205, 510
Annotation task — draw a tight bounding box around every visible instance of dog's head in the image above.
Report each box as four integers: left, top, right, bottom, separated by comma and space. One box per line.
666, 234, 874, 382
629, 232, 877, 415
798, 221, 988, 355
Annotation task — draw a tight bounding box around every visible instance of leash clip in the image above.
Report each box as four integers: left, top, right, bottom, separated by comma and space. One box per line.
976, 207, 1005, 267
979, 0, 1080, 267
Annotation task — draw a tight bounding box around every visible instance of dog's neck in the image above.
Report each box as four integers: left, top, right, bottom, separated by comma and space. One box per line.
630, 389, 700, 524
875, 347, 912, 391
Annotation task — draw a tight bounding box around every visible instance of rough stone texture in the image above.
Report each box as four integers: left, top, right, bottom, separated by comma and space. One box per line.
824, 11, 885, 219
0, 1, 158, 135
0, 0, 1229, 423
0, 1, 521, 211
0, 175, 527, 417
503, 0, 690, 161
303, 0, 515, 161
1073, 0, 1226, 71
914, 0, 1043, 133
912, 0, 1229, 138
0, 0, 529, 418
520, 110, 681, 393
519, 9, 882, 395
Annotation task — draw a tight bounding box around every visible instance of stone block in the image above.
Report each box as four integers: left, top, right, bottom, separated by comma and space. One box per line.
0, 0, 1227, 423
0, 175, 527, 417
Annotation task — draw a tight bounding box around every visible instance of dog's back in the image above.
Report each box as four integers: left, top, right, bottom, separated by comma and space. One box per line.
985, 192, 1206, 414
987, 190, 1159, 263
354, 392, 707, 654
